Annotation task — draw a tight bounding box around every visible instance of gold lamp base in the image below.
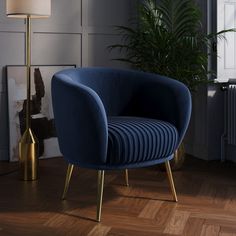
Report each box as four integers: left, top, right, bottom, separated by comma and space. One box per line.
19, 128, 38, 181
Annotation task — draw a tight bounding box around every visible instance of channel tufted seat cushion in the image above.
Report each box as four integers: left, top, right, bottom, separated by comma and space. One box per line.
107, 117, 178, 165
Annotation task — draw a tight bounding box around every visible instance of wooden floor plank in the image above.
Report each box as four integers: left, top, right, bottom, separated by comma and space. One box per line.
200, 224, 221, 236
88, 225, 111, 236
183, 217, 205, 236
164, 210, 190, 235
220, 226, 236, 236
138, 200, 163, 219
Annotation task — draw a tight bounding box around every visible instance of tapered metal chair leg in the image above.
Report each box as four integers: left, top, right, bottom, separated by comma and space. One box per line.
165, 161, 178, 202
62, 164, 74, 200
125, 169, 129, 186
97, 170, 105, 222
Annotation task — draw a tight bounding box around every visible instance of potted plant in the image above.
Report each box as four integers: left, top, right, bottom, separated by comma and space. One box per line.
109, 0, 234, 169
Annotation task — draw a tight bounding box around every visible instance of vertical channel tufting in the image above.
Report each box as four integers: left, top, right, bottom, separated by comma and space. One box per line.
107, 117, 178, 165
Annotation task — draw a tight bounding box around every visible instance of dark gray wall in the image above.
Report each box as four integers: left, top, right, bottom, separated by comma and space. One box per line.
0, 0, 227, 162
185, 0, 226, 161
0, 0, 136, 161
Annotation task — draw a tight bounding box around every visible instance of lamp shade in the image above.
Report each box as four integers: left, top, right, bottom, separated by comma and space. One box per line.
6, 0, 51, 18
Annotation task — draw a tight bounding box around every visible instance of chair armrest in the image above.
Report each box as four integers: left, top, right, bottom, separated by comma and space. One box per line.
134, 73, 192, 147
52, 73, 108, 166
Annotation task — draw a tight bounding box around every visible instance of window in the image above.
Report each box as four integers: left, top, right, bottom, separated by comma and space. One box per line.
217, 0, 236, 82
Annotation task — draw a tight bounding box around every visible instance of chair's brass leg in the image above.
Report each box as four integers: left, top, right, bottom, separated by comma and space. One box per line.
61, 164, 74, 200
125, 169, 129, 187
165, 161, 178, 202
96, 170, 105, 222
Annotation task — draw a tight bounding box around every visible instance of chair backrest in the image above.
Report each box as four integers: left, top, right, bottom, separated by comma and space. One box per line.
58, 67, 141, 116
51, 67, 191, 167
51, 67, 144, 166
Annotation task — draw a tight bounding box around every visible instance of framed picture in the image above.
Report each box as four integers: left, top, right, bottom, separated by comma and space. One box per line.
6, 65, 76, 162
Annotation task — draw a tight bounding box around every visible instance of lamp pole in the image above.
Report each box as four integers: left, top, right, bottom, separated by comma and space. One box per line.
19, 16, 39, 181
26, 16, 31, 130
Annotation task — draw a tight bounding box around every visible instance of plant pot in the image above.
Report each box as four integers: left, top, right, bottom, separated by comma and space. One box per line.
159, 142, 185, 171
170, 142, 185, 170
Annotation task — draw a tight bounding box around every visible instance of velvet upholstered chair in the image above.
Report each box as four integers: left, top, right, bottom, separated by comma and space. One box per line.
51, 67, 191, 222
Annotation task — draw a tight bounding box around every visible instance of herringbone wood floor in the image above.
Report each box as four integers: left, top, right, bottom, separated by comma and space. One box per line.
0, 157, 235, 236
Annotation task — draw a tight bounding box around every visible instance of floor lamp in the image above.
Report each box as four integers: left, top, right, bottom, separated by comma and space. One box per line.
6, 0, 51, 181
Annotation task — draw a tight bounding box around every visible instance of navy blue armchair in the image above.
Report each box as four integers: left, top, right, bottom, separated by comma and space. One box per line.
51, 67, 191, 222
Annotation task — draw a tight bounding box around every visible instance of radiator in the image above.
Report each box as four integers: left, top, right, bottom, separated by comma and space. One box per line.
221, 84, 236, 161
227, 84, 236, 145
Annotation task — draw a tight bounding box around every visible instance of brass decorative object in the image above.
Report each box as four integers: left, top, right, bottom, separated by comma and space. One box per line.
170, 142, 185, 170
6, 0, 51, 180
18, 17, 39, 181
158, 143, 185, 171
19, 127, 38, 180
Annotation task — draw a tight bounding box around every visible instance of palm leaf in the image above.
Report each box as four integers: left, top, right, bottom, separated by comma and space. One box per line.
108, 0, 234, 90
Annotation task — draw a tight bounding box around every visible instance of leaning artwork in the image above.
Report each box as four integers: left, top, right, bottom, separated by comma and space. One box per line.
7, 65, 75, 161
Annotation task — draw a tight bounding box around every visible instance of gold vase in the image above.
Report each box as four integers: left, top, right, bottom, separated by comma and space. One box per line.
159, 143, 185, 171
170, 142, 185, 170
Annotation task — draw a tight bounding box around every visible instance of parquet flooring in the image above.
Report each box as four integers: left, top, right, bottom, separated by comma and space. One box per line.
0, 157, 235, 235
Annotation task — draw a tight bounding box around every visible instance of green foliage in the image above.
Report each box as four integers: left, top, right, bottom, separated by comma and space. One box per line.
109, 0, 234, 91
